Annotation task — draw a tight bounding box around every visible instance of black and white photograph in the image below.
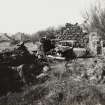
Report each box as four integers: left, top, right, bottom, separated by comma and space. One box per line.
0, 0, 105, 105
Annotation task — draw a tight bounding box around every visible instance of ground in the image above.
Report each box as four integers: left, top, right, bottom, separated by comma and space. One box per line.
0, 56, 105, 105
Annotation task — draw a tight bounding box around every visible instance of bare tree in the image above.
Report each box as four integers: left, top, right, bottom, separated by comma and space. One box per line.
82, 0, 105, 39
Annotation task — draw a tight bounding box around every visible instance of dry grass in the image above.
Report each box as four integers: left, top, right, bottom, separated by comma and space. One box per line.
0, 57, 105, 105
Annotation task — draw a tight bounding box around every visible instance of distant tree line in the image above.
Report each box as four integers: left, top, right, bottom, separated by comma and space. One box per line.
31, 27, 57, 43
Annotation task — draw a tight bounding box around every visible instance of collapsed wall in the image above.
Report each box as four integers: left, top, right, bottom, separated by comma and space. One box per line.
56, 23, 88, 48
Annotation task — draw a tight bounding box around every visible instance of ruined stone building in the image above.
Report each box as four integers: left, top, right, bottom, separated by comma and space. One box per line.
89, 32, 104, 55
56, 23, 88, 48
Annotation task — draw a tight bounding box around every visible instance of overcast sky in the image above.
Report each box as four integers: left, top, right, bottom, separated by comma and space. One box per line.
0, 0, 101, 34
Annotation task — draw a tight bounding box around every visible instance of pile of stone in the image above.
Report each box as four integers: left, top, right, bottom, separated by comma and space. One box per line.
56, 23, 88, 48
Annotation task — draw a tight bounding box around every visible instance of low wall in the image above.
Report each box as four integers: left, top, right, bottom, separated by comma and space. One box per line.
102, 47, 105, 55
74, 48, 86, 57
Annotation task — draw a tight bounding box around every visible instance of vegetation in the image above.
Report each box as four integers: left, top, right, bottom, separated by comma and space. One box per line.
82, 0, 105, 40
0, 57, 105, 105
31, 27, 56, 43
1, 2, 105, 104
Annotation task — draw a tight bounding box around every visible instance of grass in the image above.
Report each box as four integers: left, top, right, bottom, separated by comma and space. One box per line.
0, 56, 105, 105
